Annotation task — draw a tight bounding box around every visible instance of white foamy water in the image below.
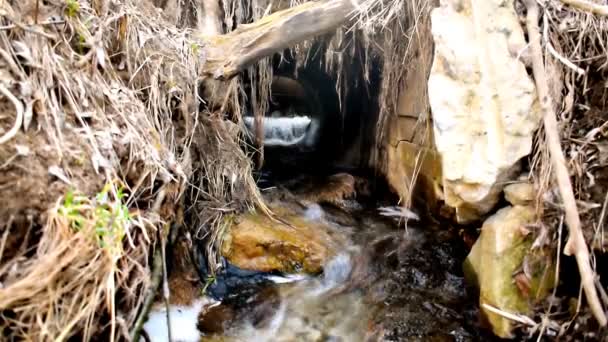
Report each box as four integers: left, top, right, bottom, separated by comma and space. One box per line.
243, 116, 319, 147
143, 298, 216, 342
207, 252, 365, 342
303, 203, 324, 221
378, 205, 420, 221
308, 252, 353, 296
267, 273, 308, 284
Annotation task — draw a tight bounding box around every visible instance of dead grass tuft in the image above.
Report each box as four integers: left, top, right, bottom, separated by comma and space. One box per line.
0, 0, 263, 339
526, 0, 608, 334
0, 182, 154, 340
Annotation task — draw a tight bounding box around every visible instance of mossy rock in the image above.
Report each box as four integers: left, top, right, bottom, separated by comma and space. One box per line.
221, 205, 337, 274
464, 205, 555, 338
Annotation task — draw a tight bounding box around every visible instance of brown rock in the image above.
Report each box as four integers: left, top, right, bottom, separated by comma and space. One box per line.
386, 140, 443, 214
295, 173, 370, 207
504, 182, 535, 206
198, 304, 234, 335
221, 205, 337, 273
379, 12, 444, 217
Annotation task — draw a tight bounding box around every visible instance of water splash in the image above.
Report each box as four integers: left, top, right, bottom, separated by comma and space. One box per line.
267, 273, 308, 284
378, 205, 420, 221
303, 203, 324, 221
243, 116, 319, 147
284, 252, 350, 301
144, 298, 216, 342
321, 252, 352, 288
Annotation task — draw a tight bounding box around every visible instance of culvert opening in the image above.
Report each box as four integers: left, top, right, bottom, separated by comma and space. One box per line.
242, 43, 384, 184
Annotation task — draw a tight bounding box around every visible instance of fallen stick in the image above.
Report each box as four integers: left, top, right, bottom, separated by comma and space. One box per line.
524, 0, 607, 326
0, 84, 24, 145
130, 246, 163, 342
130, 187, 171, 341
560, 0, 608, 16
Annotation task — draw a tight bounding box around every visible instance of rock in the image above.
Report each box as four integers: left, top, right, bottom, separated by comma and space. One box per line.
221, 205, 337, 273
428, 0, 541, 223
504, 182, 535, 206
386, 140, 444, 214
504, 182, 535, 205
198, 304, 235, 335
463, 205, 553, 338
199, 285, 281, 334
372, 2, 443, 213
292, 173, 371, 209
381, 11, 444, 216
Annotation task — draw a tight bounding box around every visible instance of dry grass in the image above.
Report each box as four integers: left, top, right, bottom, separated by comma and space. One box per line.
0, 183, 154, 340
0, 0, 264, 339
525, 0, 608, 335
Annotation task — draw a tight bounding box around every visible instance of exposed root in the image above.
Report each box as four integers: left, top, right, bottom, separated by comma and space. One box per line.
160, 226, 173, 342
524, 0, 607, 327
0, 84, 23, 145
130, 246, 163, 342
482, 304, 539, 328
560, 0, 608, 16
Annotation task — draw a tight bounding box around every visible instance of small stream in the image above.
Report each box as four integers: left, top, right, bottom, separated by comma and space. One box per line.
145, 173, 495, 342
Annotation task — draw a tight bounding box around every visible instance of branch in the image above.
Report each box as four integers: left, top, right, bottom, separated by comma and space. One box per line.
524, 0, 607, 327
0, 84, 24, 145
130, 246, 163, 342
560, 0, 608, 16
201, 0, 356, 79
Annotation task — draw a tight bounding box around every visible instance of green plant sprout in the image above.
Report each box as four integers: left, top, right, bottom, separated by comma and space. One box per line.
58, 182, 131, 254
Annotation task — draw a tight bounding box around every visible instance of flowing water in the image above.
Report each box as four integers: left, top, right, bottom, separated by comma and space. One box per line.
243, 115, 321, 148
145, 174, 494, 342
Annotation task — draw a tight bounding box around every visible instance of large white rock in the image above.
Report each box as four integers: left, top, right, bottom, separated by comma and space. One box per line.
428, 0, 541, 223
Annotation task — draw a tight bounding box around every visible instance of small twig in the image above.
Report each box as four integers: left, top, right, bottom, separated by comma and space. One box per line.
597, 191, 608, 251
0, 18, 66, 31
0, 216, 14, 263
537, 216, 565, 342
160, 225, 172, 342
0, 84, 24, 145
130, 186, 170, 341
34, 0, 40, 24
0, 48, 25, 80
542, 12, 585, 76
524, 0, 607, 327
482, 304, 539, 327
0, 17, 56, 39
560, 0, 608, 16
546, 43, 584, 75
595, 277, 608, 309
130, 247, 163, 342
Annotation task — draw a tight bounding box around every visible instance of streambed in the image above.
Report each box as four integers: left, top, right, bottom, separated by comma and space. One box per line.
145, 173, 496, 341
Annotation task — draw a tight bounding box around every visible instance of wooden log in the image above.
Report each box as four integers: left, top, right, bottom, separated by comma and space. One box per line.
200, 0, 356, 79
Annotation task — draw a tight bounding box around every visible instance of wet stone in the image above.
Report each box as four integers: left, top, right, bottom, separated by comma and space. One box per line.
221, 203, 337, 274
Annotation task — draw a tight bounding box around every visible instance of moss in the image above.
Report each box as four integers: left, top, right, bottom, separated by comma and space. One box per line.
464, 205, 554, 338
65, 0, 80, 18
221, 205, 335, 274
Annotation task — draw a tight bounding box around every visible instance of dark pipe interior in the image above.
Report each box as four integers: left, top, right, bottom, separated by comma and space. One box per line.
249, 39, 383, 182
